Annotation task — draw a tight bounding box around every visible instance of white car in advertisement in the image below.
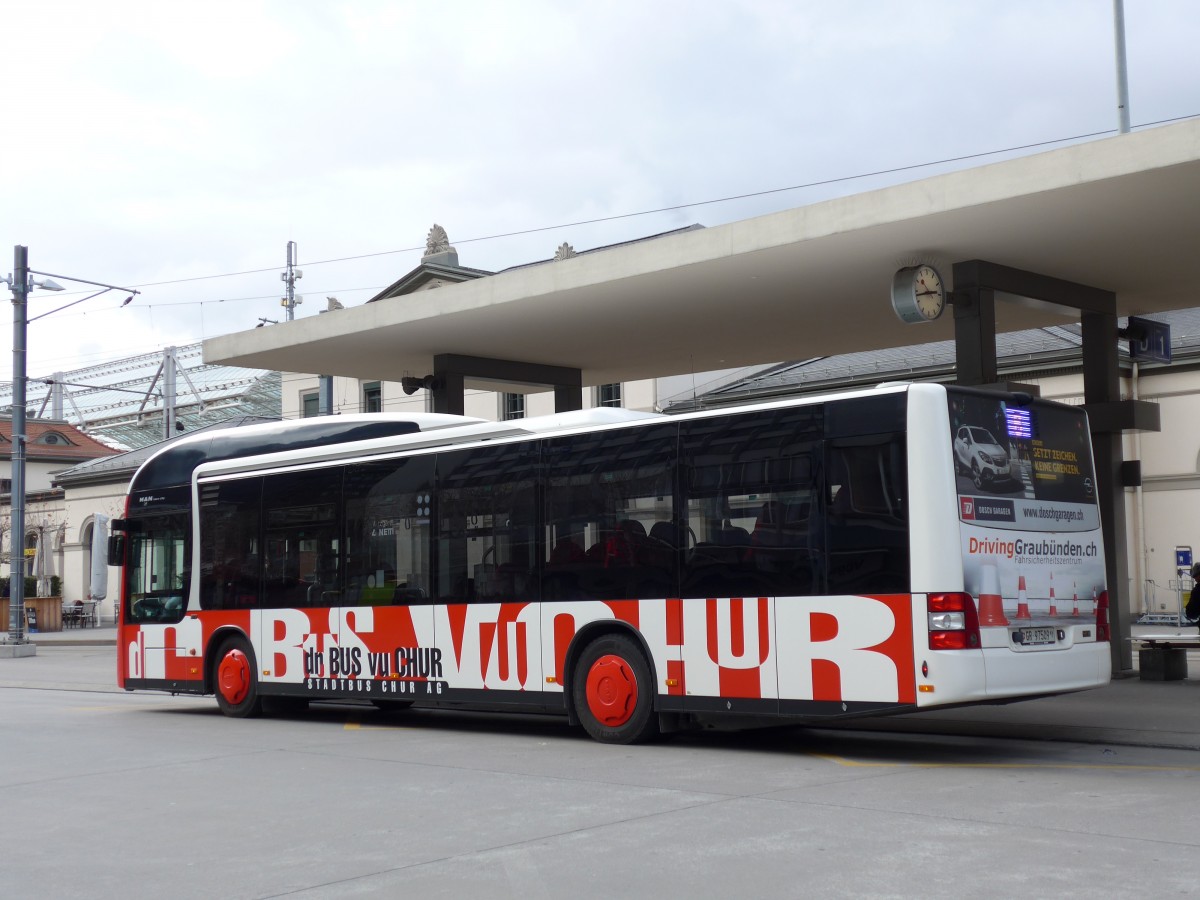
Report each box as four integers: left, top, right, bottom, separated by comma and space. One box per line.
954, 425, 1011, 488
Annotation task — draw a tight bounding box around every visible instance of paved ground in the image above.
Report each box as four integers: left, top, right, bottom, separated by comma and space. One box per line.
4, 626, 1200, 898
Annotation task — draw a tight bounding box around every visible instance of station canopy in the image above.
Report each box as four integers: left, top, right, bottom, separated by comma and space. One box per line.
205, 118, 1200, 388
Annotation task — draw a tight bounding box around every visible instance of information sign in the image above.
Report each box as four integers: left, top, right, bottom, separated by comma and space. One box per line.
1128, 316, 1172, 364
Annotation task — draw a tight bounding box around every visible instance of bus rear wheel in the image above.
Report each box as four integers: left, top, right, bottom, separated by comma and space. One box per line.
572, 634, 658, 744
214, 637, 263, 719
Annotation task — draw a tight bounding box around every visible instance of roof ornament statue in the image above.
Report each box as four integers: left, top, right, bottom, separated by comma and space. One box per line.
425, 224, 452, 257
554, 242, 577, 261
422, 224, 460, 266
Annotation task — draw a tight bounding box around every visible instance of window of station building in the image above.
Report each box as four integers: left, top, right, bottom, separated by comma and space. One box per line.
362, 381, 382, 413
435, 443, 538, 603
597, 383, 622, 408
199, 477, 263, 610
679, 406, 822, 599
344, 454, 435, 604
501, 392, 525, 421
543, 423, 677, 602
301, 390, 319, 418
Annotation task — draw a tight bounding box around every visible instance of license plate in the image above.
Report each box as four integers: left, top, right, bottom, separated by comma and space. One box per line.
1014, 627, 1056, 646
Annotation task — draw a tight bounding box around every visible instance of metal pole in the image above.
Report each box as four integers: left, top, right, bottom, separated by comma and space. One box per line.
1113, 0, 1131, 134
163, 346, 177, 439
9, 245, 28, 643
50, 371, 64, 420
285, 241, 297, 321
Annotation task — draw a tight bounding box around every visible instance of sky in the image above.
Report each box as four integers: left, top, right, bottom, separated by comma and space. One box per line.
2, 0, 1198, 384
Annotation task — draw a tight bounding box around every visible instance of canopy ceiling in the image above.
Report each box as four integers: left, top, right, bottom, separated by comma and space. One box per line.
205, 118, 1200, 387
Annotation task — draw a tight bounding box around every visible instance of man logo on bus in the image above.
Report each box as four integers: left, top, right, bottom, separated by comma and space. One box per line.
960, 497, 975, 519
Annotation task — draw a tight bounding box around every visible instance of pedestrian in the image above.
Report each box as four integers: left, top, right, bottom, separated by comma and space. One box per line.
1186, 563, 1200, 632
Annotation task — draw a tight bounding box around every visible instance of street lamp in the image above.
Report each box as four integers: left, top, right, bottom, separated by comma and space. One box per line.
2, 245, 139, 651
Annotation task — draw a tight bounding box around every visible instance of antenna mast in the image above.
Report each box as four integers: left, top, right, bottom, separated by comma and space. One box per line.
1113, 0, 1131, 134
281, 240, 303, 321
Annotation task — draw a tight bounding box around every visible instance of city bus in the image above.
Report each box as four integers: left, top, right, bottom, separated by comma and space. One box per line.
112, 382, 1111, 743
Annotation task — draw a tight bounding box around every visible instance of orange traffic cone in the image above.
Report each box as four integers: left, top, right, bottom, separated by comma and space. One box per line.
1015, 574, 1032, 620
977, 563, 1009, 626
1071, 581, 1079, 617
1047, 572, 1057, 617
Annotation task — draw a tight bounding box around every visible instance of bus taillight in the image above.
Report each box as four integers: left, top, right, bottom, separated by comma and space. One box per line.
1095, 590, 1110, 642
928, 592, 981, 650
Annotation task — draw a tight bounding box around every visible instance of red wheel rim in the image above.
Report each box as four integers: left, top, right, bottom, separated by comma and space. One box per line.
585, 653, 638, 727
218, 649, 251, 705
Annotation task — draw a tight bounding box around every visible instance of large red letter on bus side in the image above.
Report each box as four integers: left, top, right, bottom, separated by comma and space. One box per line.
775, 595, 915, 704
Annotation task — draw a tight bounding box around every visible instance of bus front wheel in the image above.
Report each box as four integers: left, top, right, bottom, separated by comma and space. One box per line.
572, 634, 658, 744
214, 637, 263, 719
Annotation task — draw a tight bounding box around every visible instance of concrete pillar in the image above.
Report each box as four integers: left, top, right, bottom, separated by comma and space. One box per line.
1082, 311, 1133, 673
951, 285, 998, 386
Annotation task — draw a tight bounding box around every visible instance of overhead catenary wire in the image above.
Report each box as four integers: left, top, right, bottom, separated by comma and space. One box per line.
37, 114, 1200, 299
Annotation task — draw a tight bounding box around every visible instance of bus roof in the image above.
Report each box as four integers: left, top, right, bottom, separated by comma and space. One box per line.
184, 384, 928, 485
131, 413, 481, 492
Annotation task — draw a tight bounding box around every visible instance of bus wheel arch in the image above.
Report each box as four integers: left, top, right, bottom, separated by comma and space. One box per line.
566, 626, 659, 744
209, 632, 263, 719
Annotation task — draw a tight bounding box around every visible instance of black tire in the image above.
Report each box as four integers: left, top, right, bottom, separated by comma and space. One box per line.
213, 637, 263, 718
571, 633, 658, 744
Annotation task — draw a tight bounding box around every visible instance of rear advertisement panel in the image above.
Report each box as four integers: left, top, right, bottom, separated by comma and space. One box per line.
948, 391, 1106, 621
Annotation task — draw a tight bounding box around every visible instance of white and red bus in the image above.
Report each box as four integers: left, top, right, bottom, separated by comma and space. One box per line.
113, 383, 1110, 743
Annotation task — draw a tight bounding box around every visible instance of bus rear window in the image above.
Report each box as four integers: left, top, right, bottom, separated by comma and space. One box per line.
948, 391, 1098, 531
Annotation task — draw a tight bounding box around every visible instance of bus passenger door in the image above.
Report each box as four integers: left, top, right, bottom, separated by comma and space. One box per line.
678, 408, 824, 715
342, 456, 437, 692
433, 443, 541, 696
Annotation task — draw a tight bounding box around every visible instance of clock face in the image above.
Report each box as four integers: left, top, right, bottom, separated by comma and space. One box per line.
891, 264, 946, 324
913, 265, 944, 320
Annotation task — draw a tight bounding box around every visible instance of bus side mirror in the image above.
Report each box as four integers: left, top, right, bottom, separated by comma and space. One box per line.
107, 534, 126, 567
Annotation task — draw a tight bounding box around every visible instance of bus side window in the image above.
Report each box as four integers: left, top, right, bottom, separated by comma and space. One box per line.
680, 406, 821, 599
199, 477, 263, 611
542, 424, 677, 603
261, 468, 343, 609
825, 438, 908, 594
344, 456, 435, 605
436, 444, 538, 604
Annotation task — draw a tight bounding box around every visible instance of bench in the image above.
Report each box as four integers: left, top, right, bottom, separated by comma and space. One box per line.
1131, 634, 1200, 681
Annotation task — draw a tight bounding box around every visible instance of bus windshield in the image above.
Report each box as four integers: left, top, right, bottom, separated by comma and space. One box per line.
126, 513, 190, 624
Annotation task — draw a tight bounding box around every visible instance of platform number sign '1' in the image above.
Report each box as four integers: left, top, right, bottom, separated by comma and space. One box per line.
1127, 316, 1171, 364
